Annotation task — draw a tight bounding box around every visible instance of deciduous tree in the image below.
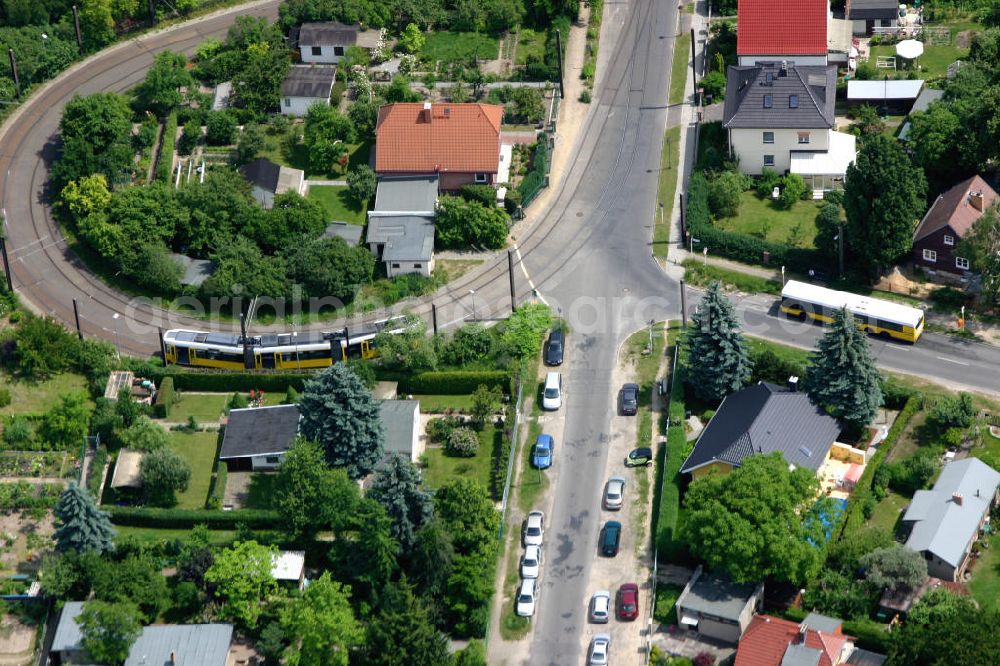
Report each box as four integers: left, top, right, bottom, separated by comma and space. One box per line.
53, 92, 134, 189
959, 202, 1000, 307
887, 589, 1000, 665
435, 196, 509, 249
299, 364, 385, 478
433, 478, 499, 555
368, 454, 433, 551
139, 447, 191, 507
347, 165, 377, 204
273, 439, 359, 539
53, 482, 115, 555
77, 600, 142, 666
133, 50, 193, 116
285, 237, 375, 303
685, 282, 752, 401
803, 308, 883, 429
205, 540, 278, 629
280, 573, 362, 666
364, 580, 450, 666
860, 545, 927, 593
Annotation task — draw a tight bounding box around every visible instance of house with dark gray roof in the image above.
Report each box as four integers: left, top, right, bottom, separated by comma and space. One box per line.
219, 404, 301, 472
722, 62, 856, 192
675, 566, 764, 644
366, 216, 435, 278
846, 0, 899, 35
902, 457, 1000, 581
239, 157, 306, 209
299, 22, 382, 64
680, 382, 843, 479
280, 65, 337, 116
371, 175, 439, 217
51, 601, 234, 666
378, 399, 422, 466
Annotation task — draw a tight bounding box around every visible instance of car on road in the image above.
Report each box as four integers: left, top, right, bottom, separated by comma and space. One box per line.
616, 583, 639, 621
620, 383, 639, 415
600, 520, 621, 557
523, 511, 545, 546
516, 578, 537, 617
588, 634, 610, 665
604, 476, 626, 510
532, 434, 554, 469
545, 329, 564, 366
542, 372, 562, 410
624, 446, 653, 467
521, 544, 541, 579
589, 590, 611, 623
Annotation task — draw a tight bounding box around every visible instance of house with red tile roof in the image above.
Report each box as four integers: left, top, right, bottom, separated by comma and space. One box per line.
375, 102, 503, 192
735, 614, 886, 666
737, 0, 830, 66
912, 175, 999, 275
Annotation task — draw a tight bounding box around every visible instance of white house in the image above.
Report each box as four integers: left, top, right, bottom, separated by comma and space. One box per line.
280, 65, 337, 116
239, 157, 306, 209
378, 399, 423, 465
299, 21, 382, 64
366, 217, 435, 277
271, 550, 306, 590
218, 404, 300, 472
722, 61, 857, 192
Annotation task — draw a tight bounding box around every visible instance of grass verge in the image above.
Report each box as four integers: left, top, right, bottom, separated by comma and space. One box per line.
166, 430, 221, 509
682, 258, 781, 294
653, 126, 682, 260
669, 32, 692, 106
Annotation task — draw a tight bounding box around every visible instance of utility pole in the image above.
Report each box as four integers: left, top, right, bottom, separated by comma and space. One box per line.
7, 50, 20, 99
690, 28, 698, 105
0, 235, 12, 293
72, 299, 83, 340
679, 193, 686, 241
431, 303, 438, 336
507, 250, 517, 312
680, 279, 687, 328
148, 0, 156, 25
555, 29, 566, 100
158, 327, 166, 362
72, 6, 83, 53
838, 223, 845, 278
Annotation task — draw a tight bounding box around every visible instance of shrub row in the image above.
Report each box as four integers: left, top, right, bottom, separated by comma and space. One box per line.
832, 394, 922, 542
656, 343, 688, 563
782, 608, 889, 652
517, 139, 550, 206
396, 370, 510, 395
153, 376, 174, 418
491, 380, 520, 500
686, 173, 826, 273
154, 111, 178, 183
167, 371, 308, 393
87, 446, 108, 496
108, 506, 281, 529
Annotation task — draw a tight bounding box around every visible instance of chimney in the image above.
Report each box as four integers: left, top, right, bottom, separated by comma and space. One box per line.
970, 190, 984, 212
423, 101, 432, 123
788, 375, 799, 392
953, 492, 963, 505
797, 622, 808, 642
779, 60, 788, 76
169, 651, 176, 664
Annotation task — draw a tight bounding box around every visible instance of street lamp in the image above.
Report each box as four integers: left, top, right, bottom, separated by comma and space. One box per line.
41, 33, 48, 49
469, 289, 477, 321
111, 313, 121, 358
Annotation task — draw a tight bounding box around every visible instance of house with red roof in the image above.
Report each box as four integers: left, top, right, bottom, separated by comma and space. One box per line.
375, 102, 504, 192
735, 614, 886, 666
737, 0, 829, 66
912, 175, 999, 276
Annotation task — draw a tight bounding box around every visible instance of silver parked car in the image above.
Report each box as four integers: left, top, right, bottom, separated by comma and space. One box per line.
589, 634, 610, 665
604, 476, 626, 510
589, 590, 611, 624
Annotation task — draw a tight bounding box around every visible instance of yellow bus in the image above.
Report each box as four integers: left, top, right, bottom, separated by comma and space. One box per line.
780, 280, 925, 343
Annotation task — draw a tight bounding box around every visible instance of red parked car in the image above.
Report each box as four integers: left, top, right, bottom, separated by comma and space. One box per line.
616, 583, 639, 621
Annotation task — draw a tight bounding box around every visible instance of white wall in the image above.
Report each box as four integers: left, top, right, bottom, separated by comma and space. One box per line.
737, 54, 828, 66
730, 127, 832, 175
281, 95, 329, 116
251, 453, 286, 471
385, 257, 434, 278
300, 44, 347, 64
409, 406, 423, 462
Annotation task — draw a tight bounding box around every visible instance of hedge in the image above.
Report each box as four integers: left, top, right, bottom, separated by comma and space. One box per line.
396, 371, 510, 395
168, 372, 309, 393
517, 139, 550, 205
153, 376, 174, 418
782, 608, 889, 652
655, 343, 688, 562
205, 460, 227, 510
108, 506, 281, 529
154, 111, 178, 183
832, 394, 922, 542
490, 374, 521, 499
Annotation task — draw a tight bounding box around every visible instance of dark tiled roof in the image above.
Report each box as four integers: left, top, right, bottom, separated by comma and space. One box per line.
737, 0, 828, 56
680, 383, 842, 474
239, 157, 281, 192
299, 21, 360, 46
847, 0, 899, 20
723, 63, 836, 129
281, 66, 337, 98
220, 405, 300, 459
913, 174, 999, 242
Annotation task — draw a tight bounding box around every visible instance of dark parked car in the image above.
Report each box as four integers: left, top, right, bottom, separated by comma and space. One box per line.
624, 447, 653, 467
545, 330, 564, 366
616, 583, 639, 621
620, 383, 639, 415
600, 520, 621, 556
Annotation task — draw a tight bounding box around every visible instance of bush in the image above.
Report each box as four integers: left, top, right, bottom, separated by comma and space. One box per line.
0, 388, 10, 409
178, 120, 201, 155
426, 416, 462, 443
503, 189, 523, 215
446, 427, 479, 457
153, 377, 174, 419
226, 393, 248, 411
926, 393, 974, 433
396, 371, 509, 395
107, 506, 280, 529
460, 185, 498, 207
2, 417, 35, 448
699, 70, 726, 100
930, 286, 968, 311
155, 112, 178, 183
205, 111, 238, 146
579, 89, 591, 103
755, 169, 782, 198
750, 349, 805, 385
779, 174, 808, 209
707, 171, 748, 218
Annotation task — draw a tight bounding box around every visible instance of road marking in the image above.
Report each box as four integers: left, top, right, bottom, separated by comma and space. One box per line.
936, 356, 970, 366
513, 243, 549, 306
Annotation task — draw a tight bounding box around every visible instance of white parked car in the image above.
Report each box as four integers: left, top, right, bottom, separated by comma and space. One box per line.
516, 578, 537, 617
542, 371, 562, 410
589, 590, 611, 624
589, 634, 610, 665
604, 476, 626, 510
523, 510, 545, 546
521, 544, 542, 579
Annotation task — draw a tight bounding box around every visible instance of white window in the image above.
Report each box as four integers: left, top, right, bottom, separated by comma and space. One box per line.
797, 132, 810, 144
475, 173, 488, 183
922, 249, 937, 262
284, 98, 291, 107
956, 256, 970, 270
311, 46, 322, 56
763, 155, 775, 167
944, 234, 955, 246
763, 131, 774, 144
333, 46, 345, 56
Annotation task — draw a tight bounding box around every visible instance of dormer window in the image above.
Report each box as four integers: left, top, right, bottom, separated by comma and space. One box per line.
789, 95, 799, 108
766, 72, 774, 83
944, 235, 955, 246
763, 94, 773, 108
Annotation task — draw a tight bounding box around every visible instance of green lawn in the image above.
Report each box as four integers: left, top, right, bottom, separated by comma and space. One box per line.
115, 526, 241, 546
970, 531, 1000, 613
516, 418, 549, 514
260, 133, 372, 179
683, 259, 781, 295
868, 44, 968, 82
972, 429, 1000, 471
244, 473, 278, 510
653, 126, 681, 260
653, 583, 684, 626
168, 393, 229, 423
307, 185, 367, 225
421, 31, 500, 64
670, 32, 691, 106
713, 192, 823, 249
0, 372, 90, 416
867, 491, 908, 534
411, 394, 476, 414
516, 28, 547, 66
422, 424, 499, 490
167, 430, 220, 509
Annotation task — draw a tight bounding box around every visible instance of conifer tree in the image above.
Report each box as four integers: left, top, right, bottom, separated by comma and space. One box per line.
804, 308, 883, 428
686, 281, 752, 400
53, 482, 116, 555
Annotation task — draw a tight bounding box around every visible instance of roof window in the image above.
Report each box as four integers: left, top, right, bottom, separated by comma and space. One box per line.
763, 94, 773, 109
789, 94, 799, 108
